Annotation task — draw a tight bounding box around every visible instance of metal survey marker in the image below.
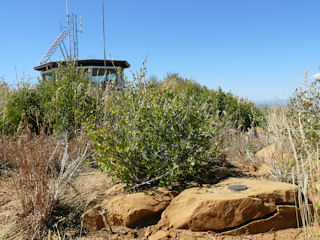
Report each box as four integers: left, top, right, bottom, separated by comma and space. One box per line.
228, 185, 248, 191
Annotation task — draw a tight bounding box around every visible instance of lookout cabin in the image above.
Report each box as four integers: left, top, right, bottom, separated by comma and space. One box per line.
33, 59, 130, 88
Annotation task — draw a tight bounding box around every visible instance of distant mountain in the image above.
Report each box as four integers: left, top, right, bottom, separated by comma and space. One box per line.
254, 99, 289, 107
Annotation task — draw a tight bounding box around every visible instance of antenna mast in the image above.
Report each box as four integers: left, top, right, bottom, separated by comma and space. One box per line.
38, 0, 82, 64
65, 0, 82, 60
66, 0, 72, 59
102, 0, 107, 69
73, 14, 76, 58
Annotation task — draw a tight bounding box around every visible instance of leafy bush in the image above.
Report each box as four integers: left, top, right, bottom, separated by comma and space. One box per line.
288, 76, 320, 150
161, 73, 209, 103
0, 81, 9, 135
1, 83, 41, 135
0, 62, 100, 135
210, 87, 265, 131
0, 80, 9, 108
37, 62, 97, 133
86, 71, 222, 189
161, 74, 265, 131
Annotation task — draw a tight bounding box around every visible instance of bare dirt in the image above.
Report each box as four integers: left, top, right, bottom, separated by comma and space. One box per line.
0, 173, 21, 240
0, 166, 312, 240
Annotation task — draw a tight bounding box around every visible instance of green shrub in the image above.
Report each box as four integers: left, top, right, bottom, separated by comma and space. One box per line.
37, 62, 98, 133
211, 88, 265, 131
161, 73, 209, 102
1, 83, 41, 135
86, 71, 222, 189
288, 76, 320, 150
161, 74, 265, 131
0, 62, 99, 135
0, 81, 9, 135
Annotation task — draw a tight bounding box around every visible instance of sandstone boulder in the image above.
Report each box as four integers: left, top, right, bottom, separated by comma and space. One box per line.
82, 187, 174, 232
256, 144, 292, 163
104, 184, 126, 197
255, 144, 294, 177
81, 204, 105, 232
222, 205, 300, 235
308, 181, 320, 207
159, 178, 300, 234
255, 126, 264, 138
256, 144, 276, 160
257, 163, 272, 176
148, 230, 170, 240
144, 227, 200, 240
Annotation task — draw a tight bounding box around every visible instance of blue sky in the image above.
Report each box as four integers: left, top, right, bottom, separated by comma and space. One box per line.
1, 0, 320, 101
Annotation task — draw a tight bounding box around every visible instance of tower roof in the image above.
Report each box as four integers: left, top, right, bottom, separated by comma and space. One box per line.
34, 59, 130, 72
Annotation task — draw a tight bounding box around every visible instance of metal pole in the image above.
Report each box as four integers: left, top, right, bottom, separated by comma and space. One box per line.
75, 14, 79, 58
73, 13, 76, 59
66, 0, 71, 59
102, 0, 107, 71
59, 45, 67, 61
62, 41, 70, 59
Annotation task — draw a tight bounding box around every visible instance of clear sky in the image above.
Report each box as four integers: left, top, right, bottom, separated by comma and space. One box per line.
1, 0, 320, 101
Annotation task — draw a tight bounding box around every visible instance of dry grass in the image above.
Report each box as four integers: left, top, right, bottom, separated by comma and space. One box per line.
224, 104, 319, 239
221, 123, 269, 171
0, 80, 9, 137
287, 116, 320, 239
0, 137, 18, 174
225, 106, 301, 183
224, 128, 260, 163
260, 107, 295, 182
15, 133, 57, 237
0, 130, 91, 239
245, 106, 320, 239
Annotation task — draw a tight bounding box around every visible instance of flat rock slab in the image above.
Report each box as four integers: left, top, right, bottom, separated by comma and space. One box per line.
82, 186, 174, 232
159, 178, 300, 234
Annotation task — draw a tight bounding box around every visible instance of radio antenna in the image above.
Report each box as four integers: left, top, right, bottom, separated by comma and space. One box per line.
66, 0, 71, 59
102, 0, 107, 69
80, 15, 83, 33
38, 0, 83, 64
73, 14, 76, 58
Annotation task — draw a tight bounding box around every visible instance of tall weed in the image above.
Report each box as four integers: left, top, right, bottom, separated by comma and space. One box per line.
287, 73, 320, 238
263, 107, 295, 182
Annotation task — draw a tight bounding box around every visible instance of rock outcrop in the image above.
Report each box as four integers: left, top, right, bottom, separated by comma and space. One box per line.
82, 178, 306, 235
255, 144, 294, 177
158, 178, 301, 234
256, 144, 293, 164
82, 186, 174, 232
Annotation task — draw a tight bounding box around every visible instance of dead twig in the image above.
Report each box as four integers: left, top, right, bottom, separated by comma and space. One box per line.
99, 208, 114, 233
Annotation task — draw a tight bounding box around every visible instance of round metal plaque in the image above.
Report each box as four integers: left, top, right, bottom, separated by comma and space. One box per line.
228, 185, 248, 191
